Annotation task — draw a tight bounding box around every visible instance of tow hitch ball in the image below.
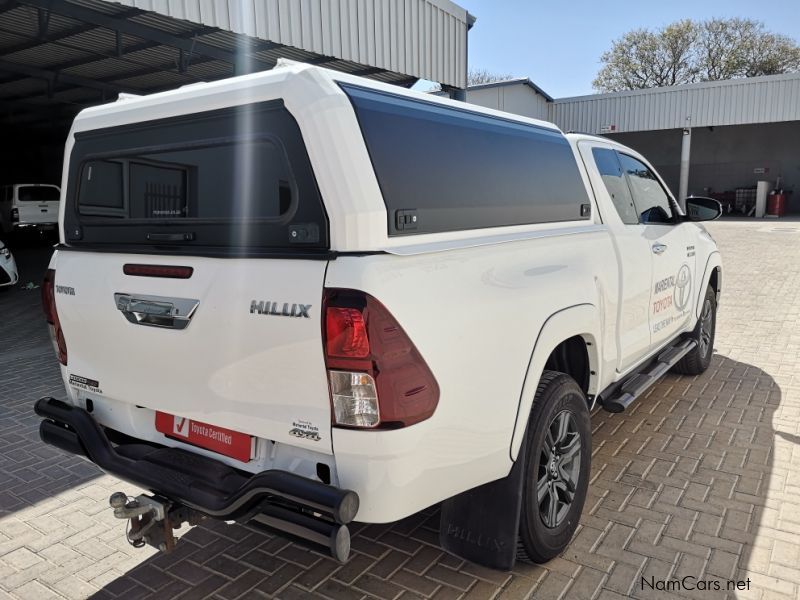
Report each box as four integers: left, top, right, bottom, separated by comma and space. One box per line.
109, 492, 204, 552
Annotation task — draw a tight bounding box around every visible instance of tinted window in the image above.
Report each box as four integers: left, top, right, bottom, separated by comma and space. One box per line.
342, 84, 590, 235
66, 101, 328, 255
591, 148, 638, 225
79, 161, 124, 212
129, 162, 187, 218
78, 143, 290, 221
618, 154, 674, 224
18, 186, 59, 202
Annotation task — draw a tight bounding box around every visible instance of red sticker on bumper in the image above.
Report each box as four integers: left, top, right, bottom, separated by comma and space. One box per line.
155, 412, 253, 462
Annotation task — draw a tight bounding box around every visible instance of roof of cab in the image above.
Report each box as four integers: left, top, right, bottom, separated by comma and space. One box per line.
70, 60, 564, 136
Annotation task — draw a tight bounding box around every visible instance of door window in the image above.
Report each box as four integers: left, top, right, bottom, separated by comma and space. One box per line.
617, 154, 674, 224
592, 148, 638, 225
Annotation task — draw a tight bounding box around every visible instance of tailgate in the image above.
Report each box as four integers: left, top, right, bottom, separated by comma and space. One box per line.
54, 250, 333, 452
17, 201, 58, 224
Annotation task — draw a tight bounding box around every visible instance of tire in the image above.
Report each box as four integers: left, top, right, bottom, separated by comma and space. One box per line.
517, 370, 591, 563
672, 285, 716, 375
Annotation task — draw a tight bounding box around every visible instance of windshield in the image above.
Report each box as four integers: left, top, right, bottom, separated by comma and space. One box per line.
18, 186, 60, 202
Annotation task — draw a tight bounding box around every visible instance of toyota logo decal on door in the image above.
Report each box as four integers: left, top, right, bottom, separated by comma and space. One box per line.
673, 264, 692, 311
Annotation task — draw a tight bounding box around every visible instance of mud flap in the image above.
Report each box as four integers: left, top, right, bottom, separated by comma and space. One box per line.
438, 438, 527, 571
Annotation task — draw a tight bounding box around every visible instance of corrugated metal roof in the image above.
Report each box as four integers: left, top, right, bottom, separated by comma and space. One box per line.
3, 0, 469, 130
550, 72, 800, 133
110, 0, 471, 88
5, 43, 94, 67
0, 4, 79, 38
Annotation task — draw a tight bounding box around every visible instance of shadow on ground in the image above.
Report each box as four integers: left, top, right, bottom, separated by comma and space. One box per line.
583, 355, 781, 600
85, 354, 781, 600
0, 237, 106, 515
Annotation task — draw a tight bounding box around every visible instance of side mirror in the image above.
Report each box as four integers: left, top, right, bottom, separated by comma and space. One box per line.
685, 196, 722, 222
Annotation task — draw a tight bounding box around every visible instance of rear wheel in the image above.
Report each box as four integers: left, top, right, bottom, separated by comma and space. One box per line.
672, 285, 716, 375
517, 371, 591, 563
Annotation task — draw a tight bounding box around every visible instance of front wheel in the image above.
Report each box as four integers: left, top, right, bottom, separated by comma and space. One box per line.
672, 285, 716, 375
517, 371, 591, 563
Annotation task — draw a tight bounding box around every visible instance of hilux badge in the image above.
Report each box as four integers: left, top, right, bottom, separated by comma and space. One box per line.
250, 300, 311, 318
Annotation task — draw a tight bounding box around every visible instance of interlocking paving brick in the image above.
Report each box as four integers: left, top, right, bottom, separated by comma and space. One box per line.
2, 221, 800, 599
333, 553, 376, 586
390, 568, 441, 597
215, 569, 265, 600
316, 578, 367, 600
352, 573, 406, 599
368, 550, 410, 580
462, 579, 499, 600
254, 562, 304, 596
531, 571, 573, 600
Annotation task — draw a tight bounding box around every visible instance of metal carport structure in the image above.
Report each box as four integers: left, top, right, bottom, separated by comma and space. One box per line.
0, 0, 472, 183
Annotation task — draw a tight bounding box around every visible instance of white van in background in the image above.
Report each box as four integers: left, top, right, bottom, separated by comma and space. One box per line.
0, 183, 60, 234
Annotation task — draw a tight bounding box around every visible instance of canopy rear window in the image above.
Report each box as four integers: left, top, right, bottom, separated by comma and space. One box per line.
66, 101, 328, 256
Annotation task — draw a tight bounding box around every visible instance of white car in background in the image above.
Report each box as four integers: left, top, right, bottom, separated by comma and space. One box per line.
0, 239, 18, 288
0, 183, 61, 234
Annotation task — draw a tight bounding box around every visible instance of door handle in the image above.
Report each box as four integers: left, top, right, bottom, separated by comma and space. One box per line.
652, 243, 667, 255
114, 293, 199, 330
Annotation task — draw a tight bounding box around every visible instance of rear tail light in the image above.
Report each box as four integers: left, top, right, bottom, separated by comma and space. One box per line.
11, 208, 18, 223
322, 289, 439, 429
326, 307, 370, 358
41, 269, 67, 365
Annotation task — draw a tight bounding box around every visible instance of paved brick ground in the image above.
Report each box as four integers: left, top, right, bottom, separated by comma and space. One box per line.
1, 220, 799, 600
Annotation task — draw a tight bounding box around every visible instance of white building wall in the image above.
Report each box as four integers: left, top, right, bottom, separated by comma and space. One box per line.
467, 84, 549, 121
111, 0, 471, 88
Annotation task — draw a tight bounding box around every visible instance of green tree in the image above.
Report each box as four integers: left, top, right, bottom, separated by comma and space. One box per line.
594, 18, 800, 92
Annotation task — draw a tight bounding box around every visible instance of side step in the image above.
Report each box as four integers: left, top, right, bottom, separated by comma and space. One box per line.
600, 338, 696, 413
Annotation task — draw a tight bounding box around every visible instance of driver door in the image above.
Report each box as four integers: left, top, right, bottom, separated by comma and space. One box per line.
617, 153, 696, 350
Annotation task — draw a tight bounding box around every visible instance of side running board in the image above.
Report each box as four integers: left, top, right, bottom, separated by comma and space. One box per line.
600, 338, 697, 413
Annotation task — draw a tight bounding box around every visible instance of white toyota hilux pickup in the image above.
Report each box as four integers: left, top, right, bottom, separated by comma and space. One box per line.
37, 62, 722, 570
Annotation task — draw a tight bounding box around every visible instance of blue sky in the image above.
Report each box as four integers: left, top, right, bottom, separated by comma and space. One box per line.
456, 0, 800, 98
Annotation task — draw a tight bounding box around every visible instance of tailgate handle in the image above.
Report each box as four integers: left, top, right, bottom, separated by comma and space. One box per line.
114, 293, 199, 330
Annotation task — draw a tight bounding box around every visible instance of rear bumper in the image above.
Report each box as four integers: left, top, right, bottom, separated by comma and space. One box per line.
14, 222, 57, 229
35, 397, 359, 559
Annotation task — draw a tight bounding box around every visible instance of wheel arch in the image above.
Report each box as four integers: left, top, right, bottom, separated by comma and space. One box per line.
696, 251, 721, 319
509, 304, 602, 461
